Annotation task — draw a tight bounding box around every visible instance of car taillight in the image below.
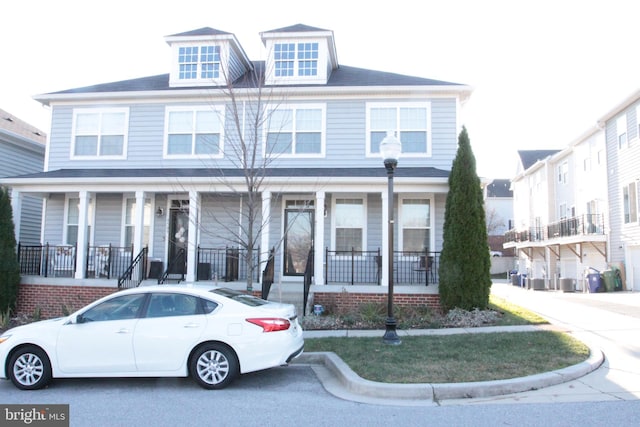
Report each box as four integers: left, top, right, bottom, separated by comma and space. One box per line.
246, 318, 291, 332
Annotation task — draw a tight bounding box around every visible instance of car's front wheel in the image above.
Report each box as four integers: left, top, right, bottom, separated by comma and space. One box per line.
8, 345, 52, 390
190, 343, 238, 389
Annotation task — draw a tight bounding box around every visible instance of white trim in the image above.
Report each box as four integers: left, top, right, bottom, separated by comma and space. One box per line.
398, 195, 434, 253
330, 194, 368, 253
70, 107, 129, 160
168, 41, 229, 87
365, 101, 432, 158
264, 38, 329, 86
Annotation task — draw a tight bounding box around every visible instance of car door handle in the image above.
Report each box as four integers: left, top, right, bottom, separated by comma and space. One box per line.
183, 323, 200, 328
116, 328, 131, 334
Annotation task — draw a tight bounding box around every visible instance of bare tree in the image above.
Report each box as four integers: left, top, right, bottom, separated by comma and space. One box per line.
485, 207, 506, 236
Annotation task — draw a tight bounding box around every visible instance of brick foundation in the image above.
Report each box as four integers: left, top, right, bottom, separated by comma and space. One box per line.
16, 284, 118, 319
312, 292, 441, 314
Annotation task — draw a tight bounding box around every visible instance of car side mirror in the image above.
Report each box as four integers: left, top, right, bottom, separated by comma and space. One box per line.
76, 314, 86, 324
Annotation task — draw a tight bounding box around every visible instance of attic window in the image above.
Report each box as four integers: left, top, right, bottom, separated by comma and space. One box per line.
178, 45, 220, 80
274, 42, 318, 77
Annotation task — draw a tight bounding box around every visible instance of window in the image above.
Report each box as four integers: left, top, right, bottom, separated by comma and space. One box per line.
165, 107, 224, 157
623, 182, 638, 224
400, 199, 430, 252
80, 294, 146, 322
367, 103, 430, 156
178, 45, 220, 80
617, 115, 628, 149
65, 197, 93, 245
146, 293, 200, 318
557, 161, 568, 184
72, 109, 128, 158
123, 198, 151, 247
274, 42, 318, 77
334, 198, 365, 252
265, 105, 324, 156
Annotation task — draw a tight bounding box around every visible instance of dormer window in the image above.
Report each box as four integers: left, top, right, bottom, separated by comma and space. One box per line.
274, 43, 319, 77
178, 45, 220, 80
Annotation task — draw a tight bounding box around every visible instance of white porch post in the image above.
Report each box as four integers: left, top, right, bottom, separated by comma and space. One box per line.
75, 191, 90, 279
133, 191, 145, 254
381, 190, 389, 287
9, 189, 22, 244
260, 191, 271, 284
314, 191, 325, 285
186, 191, 199, 282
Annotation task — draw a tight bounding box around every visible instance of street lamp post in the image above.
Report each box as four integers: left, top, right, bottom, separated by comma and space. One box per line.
380, 131, 401, 345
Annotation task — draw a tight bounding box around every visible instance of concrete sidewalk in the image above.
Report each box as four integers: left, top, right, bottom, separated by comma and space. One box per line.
294, 309, 605, 405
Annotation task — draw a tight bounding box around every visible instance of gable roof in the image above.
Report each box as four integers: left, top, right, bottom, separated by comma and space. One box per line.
262, 24, 330, 33
166, 27, 232, 37
518, 150, 560, 170
486, 179, 512, 198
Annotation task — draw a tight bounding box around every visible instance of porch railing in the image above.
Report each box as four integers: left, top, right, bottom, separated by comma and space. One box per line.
303, 248, 314, 315
505, 214, 606, 244
324, 248, 439, 285
17, 243, 77, 278
261, 248, 275, 300
118, 247, 148, 289
196, 246, 261, 283
85, 244, 135, 279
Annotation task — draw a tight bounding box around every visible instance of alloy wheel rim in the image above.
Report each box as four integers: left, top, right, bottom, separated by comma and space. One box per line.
197, 350, 230, 385
14, 353, 44, 386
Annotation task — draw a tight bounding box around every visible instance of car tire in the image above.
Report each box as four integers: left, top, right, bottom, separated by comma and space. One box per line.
190, 343, 238, 390
8, 345, 52, 390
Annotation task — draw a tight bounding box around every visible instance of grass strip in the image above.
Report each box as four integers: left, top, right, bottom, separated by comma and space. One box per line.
305, 331, 588, 383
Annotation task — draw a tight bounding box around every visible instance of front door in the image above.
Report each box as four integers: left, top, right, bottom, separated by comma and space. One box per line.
283, 205, 314, 276
168, 200, 188, 275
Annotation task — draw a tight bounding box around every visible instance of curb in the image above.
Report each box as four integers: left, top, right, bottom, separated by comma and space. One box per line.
294, 344, 604, 402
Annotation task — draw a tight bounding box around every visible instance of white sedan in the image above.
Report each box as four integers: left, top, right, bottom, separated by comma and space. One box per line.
0, 284, 304, 390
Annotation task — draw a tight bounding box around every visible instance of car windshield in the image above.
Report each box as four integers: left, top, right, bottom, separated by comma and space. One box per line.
210, 288, 269, 307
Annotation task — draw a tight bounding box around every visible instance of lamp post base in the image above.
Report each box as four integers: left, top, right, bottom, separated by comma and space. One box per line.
382, 317, 401, 345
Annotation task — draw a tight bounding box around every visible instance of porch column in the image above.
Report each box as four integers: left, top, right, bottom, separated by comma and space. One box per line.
314, 191, 325, 285
381, 190, 389, 288
9, 189, 22, 244
260, 191, 271, 284
74, 191, 90, 279
133, 191, 145, 254
186, 191, 199, 282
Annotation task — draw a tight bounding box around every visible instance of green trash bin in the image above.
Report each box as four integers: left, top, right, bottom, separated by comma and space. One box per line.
600, 269, 616, 292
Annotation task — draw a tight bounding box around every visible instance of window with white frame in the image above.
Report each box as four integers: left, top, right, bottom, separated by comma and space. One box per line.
165, 107, 224, 157
72, 109, 128, 158
400, 198, 430, 252
123, 198, 151, 247
623, 181, 638, 224
265, 105, 324, 156
334, 198, 365, 252
557, 161, 568, 184
274, 42, 318, 77
559, 202, 567, 220
65, 197, 93, 245
367, 103, 430, 156
178, 45, 220, 80
617, 115, 628, 149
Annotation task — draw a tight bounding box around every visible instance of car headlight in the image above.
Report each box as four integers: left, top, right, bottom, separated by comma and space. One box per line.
0, 335, 11, 344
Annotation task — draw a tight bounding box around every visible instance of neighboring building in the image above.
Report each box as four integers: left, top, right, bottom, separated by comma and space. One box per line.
484, 178, 513, 255
0, 108, 46, 245
598, 89, 640, 292
0, 25, 472, 314
505, 127, 609, 291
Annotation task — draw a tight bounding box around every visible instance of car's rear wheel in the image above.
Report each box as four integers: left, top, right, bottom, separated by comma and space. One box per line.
8, 345, 52, 390
190, 343, 238, 389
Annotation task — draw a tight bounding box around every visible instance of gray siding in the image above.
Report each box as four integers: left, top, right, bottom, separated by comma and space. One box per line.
46, 97, 459, 171
18, 196, 42, 245
43, 194, 65, 244
93, 194, 124, 245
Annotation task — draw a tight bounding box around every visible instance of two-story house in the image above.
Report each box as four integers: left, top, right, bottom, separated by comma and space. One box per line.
1, 24, 472, 316
505, 127, 608, 291
0, 108, 46, 245
598, 89, 640, 292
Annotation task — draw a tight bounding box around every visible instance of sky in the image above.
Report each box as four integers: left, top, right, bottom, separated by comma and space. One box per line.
2, 0, 638, 179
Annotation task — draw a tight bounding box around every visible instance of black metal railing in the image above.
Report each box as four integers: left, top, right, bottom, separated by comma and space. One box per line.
505, 214, 606, 244
158, 247, 186, 284
118, 247, 148, 289
303, 248, 314, 315
85, 244, 135, 279
261, 248, 275, 300
324, 248, 440, 285
196, 246, 261, 283
17, 243, 77, 278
